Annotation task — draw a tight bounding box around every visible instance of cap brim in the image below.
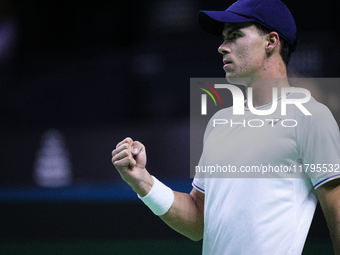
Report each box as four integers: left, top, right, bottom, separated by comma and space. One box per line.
198, 10, 254, 36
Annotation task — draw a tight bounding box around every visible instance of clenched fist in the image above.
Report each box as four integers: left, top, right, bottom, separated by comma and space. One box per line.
112, 137, 153, 196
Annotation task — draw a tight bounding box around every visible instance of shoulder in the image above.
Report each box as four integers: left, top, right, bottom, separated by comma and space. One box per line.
287, 91, 334, 122
305, 96, 331, 116
211, 106, 234, 118
203, 106, 234, 141
206, 106, 234, 128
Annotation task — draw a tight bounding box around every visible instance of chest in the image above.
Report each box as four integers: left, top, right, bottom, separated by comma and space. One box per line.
202, 113, 299, 168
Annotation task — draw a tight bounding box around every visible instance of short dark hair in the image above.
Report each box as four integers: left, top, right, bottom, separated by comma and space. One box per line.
253, 22, 298, 66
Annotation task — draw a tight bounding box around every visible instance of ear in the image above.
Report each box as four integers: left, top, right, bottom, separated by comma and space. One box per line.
265, 32, 280, 53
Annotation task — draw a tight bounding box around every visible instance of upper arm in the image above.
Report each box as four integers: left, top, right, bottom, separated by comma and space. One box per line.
188, 187, 205, 240
190, 187, 205, 215
316, 178, 340, 220
316, 178, 340, 254
159, 187, 205, 241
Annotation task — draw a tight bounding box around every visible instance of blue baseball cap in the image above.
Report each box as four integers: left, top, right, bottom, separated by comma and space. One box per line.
198, 0, 296, 46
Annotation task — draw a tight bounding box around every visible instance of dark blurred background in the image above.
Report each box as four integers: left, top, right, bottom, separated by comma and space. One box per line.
0, 0, 339, 254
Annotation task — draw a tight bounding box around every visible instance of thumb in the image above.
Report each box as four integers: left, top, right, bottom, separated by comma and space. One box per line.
132, 141, 143, 155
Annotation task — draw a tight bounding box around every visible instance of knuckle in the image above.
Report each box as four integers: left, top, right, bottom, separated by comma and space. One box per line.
122, 143, 130, 150
123, 148, 130, 155
126, 155, 133, 162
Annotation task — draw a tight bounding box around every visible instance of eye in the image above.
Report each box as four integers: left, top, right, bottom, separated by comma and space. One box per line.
222, 32, 241, 41
231, 33, 240, 39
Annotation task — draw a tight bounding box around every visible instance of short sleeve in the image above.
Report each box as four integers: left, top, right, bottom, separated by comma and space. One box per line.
297, 100, 340, 189
192, 178, 205, 193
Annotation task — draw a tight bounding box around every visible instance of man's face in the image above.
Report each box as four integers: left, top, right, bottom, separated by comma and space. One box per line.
219, 22, 268, 84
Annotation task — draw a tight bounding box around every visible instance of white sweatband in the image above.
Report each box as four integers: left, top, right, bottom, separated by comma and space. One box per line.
137, 176, 175, 216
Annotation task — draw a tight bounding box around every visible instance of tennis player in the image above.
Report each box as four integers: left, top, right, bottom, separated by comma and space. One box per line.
112, 0, 340, 254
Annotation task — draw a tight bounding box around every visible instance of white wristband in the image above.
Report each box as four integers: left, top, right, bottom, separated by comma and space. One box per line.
137, 176, 175, 216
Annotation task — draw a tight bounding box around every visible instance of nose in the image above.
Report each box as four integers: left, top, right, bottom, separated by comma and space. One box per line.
218, 40, 230, 55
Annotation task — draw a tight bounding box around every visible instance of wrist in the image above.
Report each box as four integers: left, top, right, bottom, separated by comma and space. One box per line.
137, 176, 175, 216
131, 173, 154, 197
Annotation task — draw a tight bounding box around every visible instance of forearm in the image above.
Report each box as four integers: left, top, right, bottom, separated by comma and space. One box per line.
137, 177, 204, 241
132, 173, 204, 241
160, 190, 204, 241
112, 138, 204, 241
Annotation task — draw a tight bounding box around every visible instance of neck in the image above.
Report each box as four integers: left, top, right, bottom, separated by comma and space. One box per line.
245, 57, 289, 107
245, 78, 290, 108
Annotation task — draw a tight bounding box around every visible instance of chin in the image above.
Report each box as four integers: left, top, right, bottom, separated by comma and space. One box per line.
225, 76, 246, 86
225, 73, 253, 87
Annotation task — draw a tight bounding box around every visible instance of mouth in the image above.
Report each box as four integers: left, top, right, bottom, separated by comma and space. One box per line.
223, 60, 232, 68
